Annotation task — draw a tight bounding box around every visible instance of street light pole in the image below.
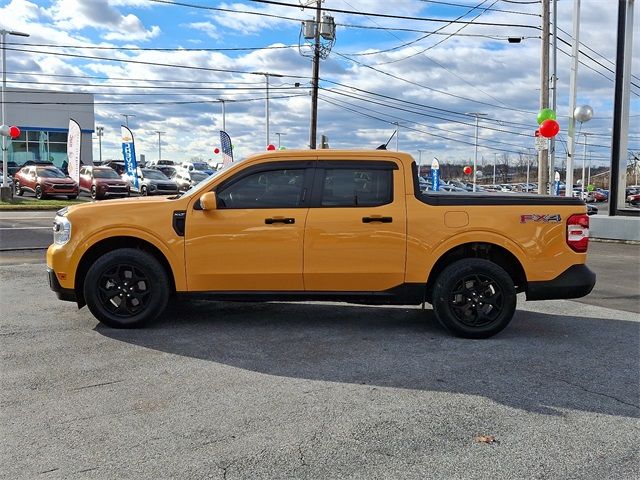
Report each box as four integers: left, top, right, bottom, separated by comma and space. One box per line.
493, 153, 498, 186
1, 29, 30, 198
275, 132, 286, 149
96, 126, 104, 164
219, 99, 227, 132
581, 132, 588, 197
122, 114, 136, 128
154, 130, 165, 162
260, 73, 283, 148
466, 112, 488, 192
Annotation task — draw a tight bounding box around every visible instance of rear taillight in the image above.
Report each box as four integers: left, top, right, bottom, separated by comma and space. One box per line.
567, 213, 589, 252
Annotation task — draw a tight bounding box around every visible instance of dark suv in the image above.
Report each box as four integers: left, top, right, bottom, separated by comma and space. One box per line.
79, 166, 130, 200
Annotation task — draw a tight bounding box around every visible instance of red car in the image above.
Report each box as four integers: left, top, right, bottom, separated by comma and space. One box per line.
14, 165, 78, 199
627, 193, 640, 206
79, 165, 130, 200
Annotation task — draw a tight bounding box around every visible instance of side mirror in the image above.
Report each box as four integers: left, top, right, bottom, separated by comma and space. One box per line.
199, 191, 217, 211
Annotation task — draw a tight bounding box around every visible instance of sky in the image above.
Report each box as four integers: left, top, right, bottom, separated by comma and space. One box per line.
0, 0, 638, 170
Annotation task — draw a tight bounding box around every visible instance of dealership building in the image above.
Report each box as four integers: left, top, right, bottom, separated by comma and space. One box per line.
3, 88, 94, 174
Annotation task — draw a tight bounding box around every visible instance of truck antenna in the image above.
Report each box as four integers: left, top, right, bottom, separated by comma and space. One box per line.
376, 130, 397, 150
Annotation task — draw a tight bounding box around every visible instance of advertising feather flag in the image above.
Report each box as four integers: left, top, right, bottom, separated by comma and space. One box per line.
66, 119, 81, 184
121, 125, 139, 189
220, 130, 233, 167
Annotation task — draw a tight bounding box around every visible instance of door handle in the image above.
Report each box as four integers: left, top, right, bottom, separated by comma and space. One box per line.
265, 217, 295, 224
362, 216, 393, 223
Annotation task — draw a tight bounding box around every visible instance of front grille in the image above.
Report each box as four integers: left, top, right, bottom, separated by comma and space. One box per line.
52, 184, 74, 190
106, 184, 127, 191
157, 183, 178, 190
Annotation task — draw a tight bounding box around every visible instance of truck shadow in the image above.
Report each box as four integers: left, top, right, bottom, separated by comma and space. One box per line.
96, 299, 639, 419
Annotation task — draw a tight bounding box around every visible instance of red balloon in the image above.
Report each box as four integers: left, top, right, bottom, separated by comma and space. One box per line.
9, 126, 20, 139
463, 166, 472, 175
214, 147, 220, 154
539, 119, 560, 138
267, 144, 276, 151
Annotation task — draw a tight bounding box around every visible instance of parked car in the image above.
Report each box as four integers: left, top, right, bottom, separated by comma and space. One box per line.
135, 168, 179, 196
150, 165, 178, 179
179, 161, 215, 175
627, 193, 640, 206
173, 170, 210, 192
14, 165, 78, 199
593, 190, 608, 202
79, 165, 130, 200
587, 204, 598, 215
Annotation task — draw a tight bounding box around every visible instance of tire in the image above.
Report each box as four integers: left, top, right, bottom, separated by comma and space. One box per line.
35, 185, 46, 200
431, 259, 516, 339
67, 195, 78, 200
141, 185, 148, 196
91, 185, 98, 200
83, 248, 170, 328
14, 181, 23, 196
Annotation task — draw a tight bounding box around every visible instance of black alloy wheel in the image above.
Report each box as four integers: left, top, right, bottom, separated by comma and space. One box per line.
35, 185, 45, 200
84, 248, 169, 328
432, 259, 516, 339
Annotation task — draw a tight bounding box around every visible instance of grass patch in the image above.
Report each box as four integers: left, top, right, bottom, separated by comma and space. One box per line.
0, 197, 88, 211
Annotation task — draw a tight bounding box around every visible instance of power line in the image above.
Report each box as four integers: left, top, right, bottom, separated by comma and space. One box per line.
5, 42, 297, 53
247, 0, 541, 28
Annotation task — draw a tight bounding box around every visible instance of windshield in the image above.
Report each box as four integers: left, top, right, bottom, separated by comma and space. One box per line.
142, 169, 169, 180
191, 171, 209, 182
37, 168, 66, 178
192, 162, 210, 170
93, 169, 120, 179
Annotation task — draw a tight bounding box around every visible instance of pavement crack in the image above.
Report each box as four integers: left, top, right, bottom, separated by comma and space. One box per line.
71, 379, 124, 391
38, 468, 59, 474
556, 378, 640, 410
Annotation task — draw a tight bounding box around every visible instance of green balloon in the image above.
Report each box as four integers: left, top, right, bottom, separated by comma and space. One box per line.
537, 108, 556, 125
279, 146, 286, 150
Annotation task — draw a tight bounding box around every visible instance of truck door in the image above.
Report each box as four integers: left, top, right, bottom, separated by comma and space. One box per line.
185, 161, 314, 292
303, 160, 407, 292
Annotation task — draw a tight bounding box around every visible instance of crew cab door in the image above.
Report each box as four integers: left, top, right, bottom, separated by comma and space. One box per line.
303, 160, 407, 291
185, 161, 314, 291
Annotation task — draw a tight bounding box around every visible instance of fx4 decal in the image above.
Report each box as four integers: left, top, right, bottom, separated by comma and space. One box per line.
520, 214, 562, 224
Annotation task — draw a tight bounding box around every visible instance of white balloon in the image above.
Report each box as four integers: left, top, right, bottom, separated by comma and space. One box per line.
574, 105, 594, 123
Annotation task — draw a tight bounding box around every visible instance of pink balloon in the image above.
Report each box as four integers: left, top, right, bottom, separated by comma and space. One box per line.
539, 119, 560, 138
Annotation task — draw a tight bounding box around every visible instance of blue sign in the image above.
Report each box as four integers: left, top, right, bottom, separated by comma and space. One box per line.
121, 125, 139, 189
431, 157, 440, 192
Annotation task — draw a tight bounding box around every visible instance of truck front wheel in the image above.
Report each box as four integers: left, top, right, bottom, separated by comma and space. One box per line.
83, 248, 169, 328
432, 259, 516, 339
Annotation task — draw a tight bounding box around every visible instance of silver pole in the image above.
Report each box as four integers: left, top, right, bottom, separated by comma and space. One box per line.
1, 29, 29, 195
549, 0, 558, 193
493, 153, 497, 186
617, 0, 635, 208
474, 115, 479, 191
220, 99, 226, 131
565, 0, 581, 196
581, 133, 587, 197
96, 126, 104, 164
265, 74, 269, 147
1, 31, 7, 190
155, 130, 165, 161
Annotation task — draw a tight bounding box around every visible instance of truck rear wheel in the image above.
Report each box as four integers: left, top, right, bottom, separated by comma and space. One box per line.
432, 259, 516, 339
83, 248, 169, 328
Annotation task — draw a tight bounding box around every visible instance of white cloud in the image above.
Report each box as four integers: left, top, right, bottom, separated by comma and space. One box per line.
183, 21, 220, 40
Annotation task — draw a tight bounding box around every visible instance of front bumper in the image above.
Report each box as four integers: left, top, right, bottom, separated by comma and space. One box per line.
47, 267, 77, 303
526, 264, 596, 301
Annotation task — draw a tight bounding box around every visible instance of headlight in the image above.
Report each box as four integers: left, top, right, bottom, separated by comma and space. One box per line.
53, 215, 72, 245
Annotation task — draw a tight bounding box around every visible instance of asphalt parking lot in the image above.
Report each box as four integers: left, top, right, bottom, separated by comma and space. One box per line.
0, 241, 638, 479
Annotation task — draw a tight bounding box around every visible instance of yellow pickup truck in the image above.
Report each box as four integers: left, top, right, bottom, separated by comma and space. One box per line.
47, 150, 595, 338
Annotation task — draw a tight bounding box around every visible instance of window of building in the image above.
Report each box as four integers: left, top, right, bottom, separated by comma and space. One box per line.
7, 129, 69, 174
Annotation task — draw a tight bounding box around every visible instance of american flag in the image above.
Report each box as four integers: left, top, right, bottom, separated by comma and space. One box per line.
220, 130, 233, 167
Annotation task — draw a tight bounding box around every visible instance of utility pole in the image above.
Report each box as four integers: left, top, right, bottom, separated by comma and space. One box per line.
309, 0, 322, 149
218, 99, 227, 131
155, 130, 165, 162
122, 114, 135, 128
538, 0, 550, 195
566, 0, 581, 196
466, 112, 487, 192
549, 0, 558, 192
96, 126, 104, 164
1, 29, 30, 200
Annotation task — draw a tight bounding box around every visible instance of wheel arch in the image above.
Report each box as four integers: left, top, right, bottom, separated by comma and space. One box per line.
424, 241, 527, 303
74, 236, 176, 307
